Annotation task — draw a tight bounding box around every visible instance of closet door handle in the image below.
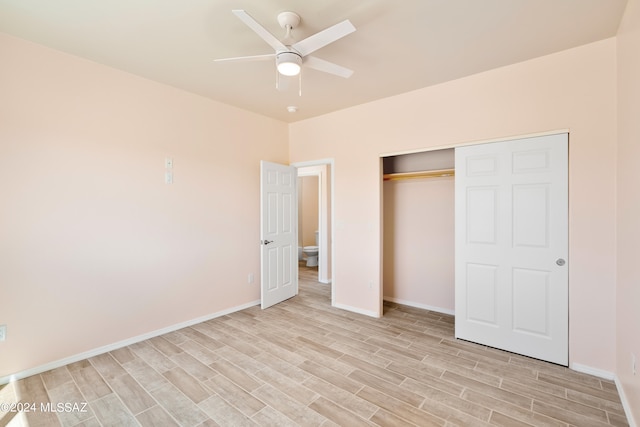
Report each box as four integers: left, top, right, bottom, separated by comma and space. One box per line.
556, 258, 566, 266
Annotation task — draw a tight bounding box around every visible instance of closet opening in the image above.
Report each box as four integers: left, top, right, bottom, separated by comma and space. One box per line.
382, 148, 456, 315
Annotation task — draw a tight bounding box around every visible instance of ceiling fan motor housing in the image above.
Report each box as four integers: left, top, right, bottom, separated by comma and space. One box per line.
276, 51, 302, 76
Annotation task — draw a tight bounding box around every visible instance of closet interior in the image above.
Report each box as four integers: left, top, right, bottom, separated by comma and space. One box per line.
382, 148, 456, 314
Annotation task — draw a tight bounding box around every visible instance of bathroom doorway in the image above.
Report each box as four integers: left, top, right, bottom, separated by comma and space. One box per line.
294, 160, 334, 303
298, 174, 319, 270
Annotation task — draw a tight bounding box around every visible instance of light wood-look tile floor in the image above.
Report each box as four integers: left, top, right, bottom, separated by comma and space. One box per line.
1, 265, 629, 426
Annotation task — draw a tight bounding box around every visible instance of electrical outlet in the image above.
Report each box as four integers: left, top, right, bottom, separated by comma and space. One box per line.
0, 325, 6, 342
633, 353, 637, 376
248, 273, 254, 284
165, 171, 173, 184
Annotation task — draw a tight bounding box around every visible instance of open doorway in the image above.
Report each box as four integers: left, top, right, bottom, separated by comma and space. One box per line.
294, 160, 334, 304
298, 173, 320, 270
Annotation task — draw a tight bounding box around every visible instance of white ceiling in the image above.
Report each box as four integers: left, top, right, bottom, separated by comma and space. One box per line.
0, 0, 628, 123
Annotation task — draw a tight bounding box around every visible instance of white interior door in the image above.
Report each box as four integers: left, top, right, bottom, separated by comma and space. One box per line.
455, 134, 568, 365
260, 161, 298, 309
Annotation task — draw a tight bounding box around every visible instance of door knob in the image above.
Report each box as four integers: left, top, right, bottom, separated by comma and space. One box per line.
556, 258, 566, 266
262, 240, 273, 245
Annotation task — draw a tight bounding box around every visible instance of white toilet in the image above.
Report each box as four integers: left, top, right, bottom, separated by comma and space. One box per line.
302, 231, 319, 267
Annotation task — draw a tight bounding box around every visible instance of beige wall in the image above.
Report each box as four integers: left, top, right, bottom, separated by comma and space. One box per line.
291, 39, 618, 372
383, 177, 454, 312
0, 33, 289, 379
616, 0, 640, 421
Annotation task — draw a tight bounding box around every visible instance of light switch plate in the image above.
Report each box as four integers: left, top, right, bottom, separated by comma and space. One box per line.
165, 158, 173, 168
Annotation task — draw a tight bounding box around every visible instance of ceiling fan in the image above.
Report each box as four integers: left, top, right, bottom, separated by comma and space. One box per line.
214, 10, 356, 90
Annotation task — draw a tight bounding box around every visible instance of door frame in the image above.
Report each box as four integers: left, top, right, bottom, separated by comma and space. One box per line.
292, 158, 335, 305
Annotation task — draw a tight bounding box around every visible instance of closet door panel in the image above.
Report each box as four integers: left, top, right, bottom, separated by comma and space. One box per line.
455, 133, 568, 366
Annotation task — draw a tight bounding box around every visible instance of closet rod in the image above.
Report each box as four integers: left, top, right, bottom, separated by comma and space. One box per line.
383, 168, 455, 181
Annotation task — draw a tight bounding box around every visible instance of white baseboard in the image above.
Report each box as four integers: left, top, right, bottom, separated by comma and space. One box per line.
570, 363, 615, 381
614, 376, 638, 427
383, 296, 455, 316
0, 299, 260, 386
333, 302, 380, 318
571, 364, 636, 427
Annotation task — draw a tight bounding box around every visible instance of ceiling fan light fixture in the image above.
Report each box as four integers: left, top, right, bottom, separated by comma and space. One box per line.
277, 52, 302, 76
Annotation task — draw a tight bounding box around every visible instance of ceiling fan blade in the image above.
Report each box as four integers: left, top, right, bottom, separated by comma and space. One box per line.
214, 53, 275, 63
304, 56, 354, 78
292, 20, 356, 57
232, 9, 287, 52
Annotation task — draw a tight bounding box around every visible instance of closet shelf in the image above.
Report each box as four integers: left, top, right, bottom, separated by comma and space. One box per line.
383, 168, 455, 181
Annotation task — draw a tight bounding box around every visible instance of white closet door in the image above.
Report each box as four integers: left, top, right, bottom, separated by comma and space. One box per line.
455, 134, 568, 365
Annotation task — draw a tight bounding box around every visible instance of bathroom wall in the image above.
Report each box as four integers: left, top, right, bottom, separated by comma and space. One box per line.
0, 33, 289, 380
299, 176, 319, 247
